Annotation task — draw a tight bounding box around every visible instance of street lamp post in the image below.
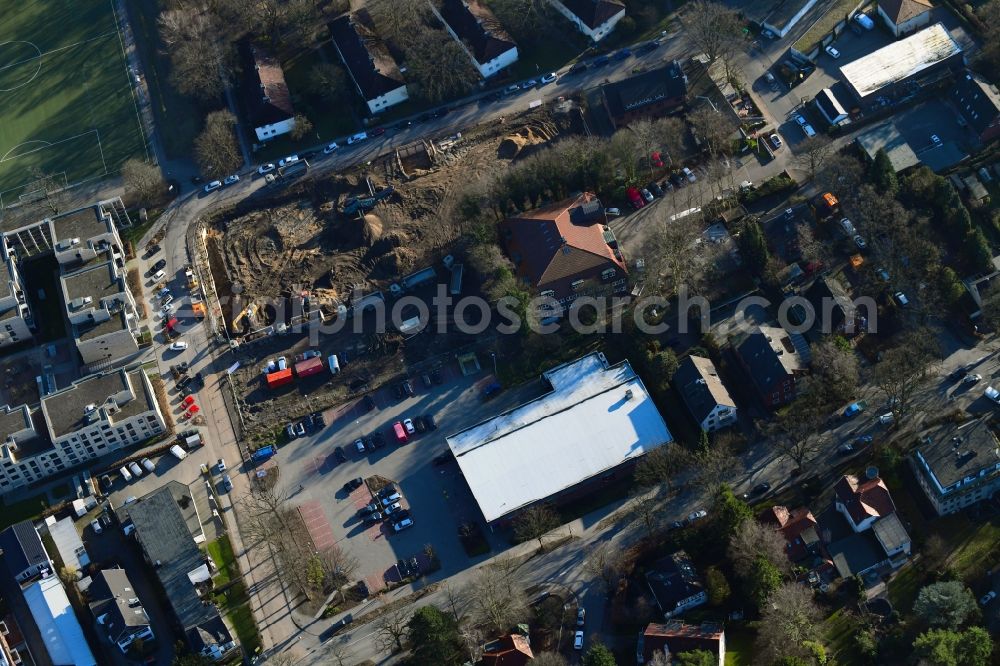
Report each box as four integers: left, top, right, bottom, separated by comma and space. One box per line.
490, 351, 497, 377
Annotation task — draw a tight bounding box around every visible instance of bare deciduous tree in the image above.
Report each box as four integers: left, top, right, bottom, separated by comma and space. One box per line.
194, 110, 242, 178
728, 518, 792, 579
793, 136, 833, 181
513, 504, 561, 551
809, 338, 860, 405
634, 444, 690, 492
690, 436, 740, 491
629, 494, 663, 538
688, 105, 734, 156
755, 583, 823, 663
533, 652, 570, 666
464, 556, 529, 634
373, 605, 410, 653
584, 541, 625, 596
768, 388, 828, 470
158, 7, 230, 99
289, 114, 314, 141
122, 159, 166, 207
683, 0, 742, 65
873, 328, 939, 423
645, 207, 704, 297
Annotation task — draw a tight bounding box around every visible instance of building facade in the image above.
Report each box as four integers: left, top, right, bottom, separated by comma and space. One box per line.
243, 45, 296, 142
547, 0, 625, 41
433, 0, 518, 78
329, 11, 409, 114
952, 71, 1000, 143
911, 416, 1000, 515
0, 369, 165, 492
89, 568, 155, 654
0, 256, 33, 349
877, 0, 933, 37
735, 325, 807, 408
672, 356, 737, 432
601, 60, 688, 129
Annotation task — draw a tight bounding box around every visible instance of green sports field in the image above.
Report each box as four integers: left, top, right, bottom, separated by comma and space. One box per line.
0, 0, 147, 206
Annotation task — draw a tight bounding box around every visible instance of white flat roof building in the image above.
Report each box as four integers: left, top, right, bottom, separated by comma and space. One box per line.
840, 23, 962, 100
447, 352, 672, 523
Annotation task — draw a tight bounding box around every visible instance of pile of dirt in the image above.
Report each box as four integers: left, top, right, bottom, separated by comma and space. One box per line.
497, 123, 557, 159
362, 214, 383, 246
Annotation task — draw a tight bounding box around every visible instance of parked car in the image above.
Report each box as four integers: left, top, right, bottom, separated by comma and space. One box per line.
257, 163, 275, 174
481, 381, 502, 400
343, 477, 363, 492
128, 462, 143, 478
334, 446, 347, 463
574, 630, 585, 650
169, 341, 188, 351
647, 182, 664, 197
141, 458, 155, 473
385, 502, 405, 515
540, 72, 558, 84
503, 84, 521, 95
393, 518, 414, 532
686, 509, 708, 523
413, 416, 426, 433
355, 438, 366, 454
323, 142, 339, 154
362, 394, 376, 411
99, 475, 112, 492
681, 166, 697, 182
365, 512, 383, 524
402, 380, 414, 397
403, 418, 415, 435
592, 55, 610, 67
612, 48, 631, 60
605, 207, 621, 217
743, 482, 771, 499
769, 133, 783, 150
381, 493, 402, 506
627, 186, 645, 209
854, 235, 867, 250
985, 386, 1000, 403
203, 180, 222, 193
825, 45, 841, 58
640, 188, 654, 203
221, 474, 232, 492
838, 443, 855, 455
894, 291, 909, 307
393, 422, 408, 443
965, 373, 983, 385
854, 13, 875, 29
424, 414, 437, 430
981, 590, 997, 606
577, 608, 586, 626
294, 422, 306, 437
90, 518, 103, 534
223, 174, 240, 186
311, 411, 326, 428
278, 155, 299, 168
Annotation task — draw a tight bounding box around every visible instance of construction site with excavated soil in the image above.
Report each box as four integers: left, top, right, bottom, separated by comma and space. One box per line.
202, 106, 579, 435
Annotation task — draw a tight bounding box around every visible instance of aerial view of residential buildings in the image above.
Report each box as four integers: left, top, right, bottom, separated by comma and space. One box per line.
1, 0, 1000, 664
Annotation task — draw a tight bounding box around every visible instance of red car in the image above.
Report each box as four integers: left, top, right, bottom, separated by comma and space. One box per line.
651, 151, 664, 168
627, 187, 645, 210
393, 422, 408, 444
370, 127, 386, 136
182, 395, 195, 407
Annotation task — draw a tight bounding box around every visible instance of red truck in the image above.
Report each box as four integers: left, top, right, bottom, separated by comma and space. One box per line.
627, 187, 645, 210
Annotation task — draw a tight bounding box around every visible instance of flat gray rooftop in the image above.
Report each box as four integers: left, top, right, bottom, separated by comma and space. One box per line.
51, 206, 109, 244
41, 370, 150, 439
76, 311, 129, 341
914, 415, 1000, 490
62, 259, 122, 305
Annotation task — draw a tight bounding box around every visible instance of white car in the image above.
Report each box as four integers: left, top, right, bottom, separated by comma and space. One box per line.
323, 142, 339, 154
203, 180, 222, 193
160, 302, 174, 314
894, 291, 909, 307
169, 341, 188, 351
681, 167, 697, 182
981, 590, 997, 606
964, 373, 983, 385
393, 518, 414, 532
90, 519, 103, 534
577, 608, 586, 626
381, 492, 402, 506
355, 438, 365, 453
278, 155, 299, 168
854, 235, 867, 250
223, 174, 240, 186
840, 218, 856, 235
403, 418, 415, 434
574, 630, 584, 650
257, 163, 275, 174
985, 386, 1000, 403
825, 45, 841, 58
540, 72, 558, 84
605, 207, 621, 217
686, 509, 707, 523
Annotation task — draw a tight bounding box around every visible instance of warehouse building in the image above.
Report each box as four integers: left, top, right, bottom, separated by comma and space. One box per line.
840, 23, 962, 103
447, 352, 672, 525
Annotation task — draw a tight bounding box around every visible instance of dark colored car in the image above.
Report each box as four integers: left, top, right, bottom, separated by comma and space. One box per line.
567, 62, 588, 75
417, 112, 434, 123
361, 502, 379, 514
311, 411, 326, 428
433, 107, 450, 118
364, 437, 376, 452
370, 127, 385, 136
669, 172, 686, 188
414, 416, 427, 433
431, 369, 443, 384
397, 558, 414, 578
343, 477, 363, 492
424, 414, 436, 430
402, 380, 414, 397
152, 259, 166, 271
648, 181, 664, 197
592, 55, 610, 67
371, 430, 385, 448
362, 394, 376, 411
394, 384, 405, 400
482, 381, 502, 400
433, 452, 452, 466
379, 484, 398, 498
99, 475, 113, 492
320, 614, 353, 641
743, 482, 771, 499
364, 511, 383, 523
612, 48, 631, 60
334, 446, 347, 463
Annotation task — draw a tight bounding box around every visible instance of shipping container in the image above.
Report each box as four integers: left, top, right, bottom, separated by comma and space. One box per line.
294, 356, 325, 378
266, 368, 294, 389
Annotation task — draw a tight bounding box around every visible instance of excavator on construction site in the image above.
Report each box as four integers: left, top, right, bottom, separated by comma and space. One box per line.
342, 177, 394, 215
230, 303, 258, 334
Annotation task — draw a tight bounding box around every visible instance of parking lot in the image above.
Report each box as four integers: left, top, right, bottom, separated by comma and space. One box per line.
265, 359, 547, 593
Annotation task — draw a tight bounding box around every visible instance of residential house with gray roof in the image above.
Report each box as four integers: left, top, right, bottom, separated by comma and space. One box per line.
672, 356, 737, 432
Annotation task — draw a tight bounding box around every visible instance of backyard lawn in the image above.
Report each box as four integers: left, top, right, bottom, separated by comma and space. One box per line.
724, 626, 755, 665
206, 534, 262, 654
0, 492, 48, 531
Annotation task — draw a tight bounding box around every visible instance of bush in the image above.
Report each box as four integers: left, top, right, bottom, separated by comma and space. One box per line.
742, 173, 797, 204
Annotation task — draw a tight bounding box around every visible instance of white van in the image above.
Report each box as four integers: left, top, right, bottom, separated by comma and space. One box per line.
119, 466, 133, 482
128, 462, 143, 478
169, 444, 188, 460
153, 270, 166, 282
347, 132, 368, 145
277, 356, 287, 371
328, 354, 340, 374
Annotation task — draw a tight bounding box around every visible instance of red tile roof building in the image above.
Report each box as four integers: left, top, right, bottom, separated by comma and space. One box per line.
759, 505, 821, 562
480, 634, 533, 665
834, 474, 896, 532
502, 193, 627, 316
